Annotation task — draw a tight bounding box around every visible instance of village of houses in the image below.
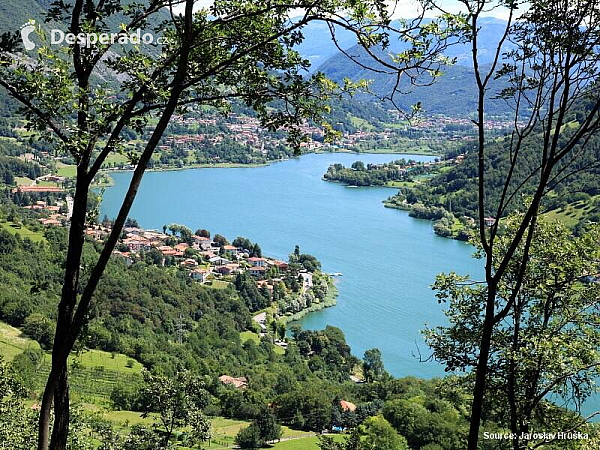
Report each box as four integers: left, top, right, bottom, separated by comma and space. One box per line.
108, 226, 315, 291
12, 184, 320, 310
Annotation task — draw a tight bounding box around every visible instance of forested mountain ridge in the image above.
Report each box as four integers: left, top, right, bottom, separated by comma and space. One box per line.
318, 47, 512, 117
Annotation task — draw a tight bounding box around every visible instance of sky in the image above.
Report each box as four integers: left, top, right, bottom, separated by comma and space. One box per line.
188, 0, 521, 21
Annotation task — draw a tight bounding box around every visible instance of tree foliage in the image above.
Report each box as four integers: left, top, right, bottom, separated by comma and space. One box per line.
419, 0, 600, 447
425, 218, 600, 448
139, 370, 212, 449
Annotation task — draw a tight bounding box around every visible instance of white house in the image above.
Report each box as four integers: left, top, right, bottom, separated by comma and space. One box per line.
247, 257, 267, 267
191, 268, 210, 283
299, 272, 313, 289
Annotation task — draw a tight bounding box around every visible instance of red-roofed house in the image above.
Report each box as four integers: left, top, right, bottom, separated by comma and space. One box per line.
247, 257, 267, 267
215, 264, 240, 276
191, 268, 210, 283
340, 400, 357, 412
218, 375, 248, 389
180, 258, 199, 268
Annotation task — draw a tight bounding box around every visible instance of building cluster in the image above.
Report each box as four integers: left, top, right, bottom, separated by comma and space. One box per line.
17, 196, 71, 226
163, 113, 327, 154
99, 225, 310, 289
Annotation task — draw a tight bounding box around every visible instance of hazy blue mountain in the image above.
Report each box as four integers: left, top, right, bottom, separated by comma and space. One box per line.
292, 17, 511, 70
315, 17, 513, 116
292, 20, 357, 68
0, 5, 512, 119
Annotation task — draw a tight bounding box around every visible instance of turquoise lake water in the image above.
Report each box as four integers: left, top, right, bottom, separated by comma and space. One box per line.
100, 152, 484, 378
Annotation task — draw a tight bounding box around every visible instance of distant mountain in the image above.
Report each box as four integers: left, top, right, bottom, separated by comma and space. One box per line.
292, 17, 512, 70
292, 20, 358, 68
0, 6, 511, 123
314, 17, 514, 117
318, 46, 511, 117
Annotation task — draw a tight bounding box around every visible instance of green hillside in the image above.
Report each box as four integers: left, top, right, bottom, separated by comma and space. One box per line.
384, 102, 600, 235
0, 0, 51, 33
319, 46, 512, 117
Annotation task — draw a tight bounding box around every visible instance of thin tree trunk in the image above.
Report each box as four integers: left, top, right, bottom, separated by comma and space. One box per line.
37, 368, 55, 450
37, 2, 195, 447
38, 177, 89, 450
50, 366, 70, 450
509, 303, 521, 450
468, 286, 496, 449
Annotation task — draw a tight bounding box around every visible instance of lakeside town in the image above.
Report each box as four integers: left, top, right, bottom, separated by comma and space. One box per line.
159, 112, 518, 156
5, 112, 519, 184
5, 183, 336, 333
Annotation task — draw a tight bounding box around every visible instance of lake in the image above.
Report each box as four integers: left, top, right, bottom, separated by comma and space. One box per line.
100, 152, 483, 378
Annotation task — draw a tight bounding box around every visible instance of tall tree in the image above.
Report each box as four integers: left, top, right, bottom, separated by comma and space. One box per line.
139, 370, 212, 449
426, 218, 600, 449
421, 1, 600, 447
0, 1, 459, 449
362, 348, 386, 382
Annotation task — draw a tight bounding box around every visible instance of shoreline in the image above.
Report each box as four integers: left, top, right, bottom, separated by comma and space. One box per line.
93, 161, 277, 189
279, 281, 338, 325
322, 177, 407, 190
95, 150, 439, 190
100, 161, 273, 173
98, 149, 440, 176
314, 148, 441, 156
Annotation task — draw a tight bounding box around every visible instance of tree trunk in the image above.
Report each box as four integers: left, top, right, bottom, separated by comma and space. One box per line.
468, 286, 497, 450
38, 177, 88, 450
37, 368, 55, 450
36, 2, 195, 447
50, 366, 70, 450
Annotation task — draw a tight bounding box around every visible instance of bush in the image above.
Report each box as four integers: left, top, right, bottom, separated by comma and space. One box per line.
433, 221, 453, 237
23, 313, 55, 349
235, 423, 262, 449
110, 384, 144, 411
11, 347, 44, 389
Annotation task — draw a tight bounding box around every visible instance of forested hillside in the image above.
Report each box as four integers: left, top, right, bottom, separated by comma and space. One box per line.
316, 17, 513, 117
0, 202, 523, 449
385, 100, 600, 236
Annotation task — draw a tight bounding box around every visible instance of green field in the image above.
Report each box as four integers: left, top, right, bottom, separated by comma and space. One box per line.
56, 163, 77, 178
2, 320, 320, 448
273, 344, 286, 355
0, 220, 46, 243
96, 413, 316, 449
385, 180, 416, 188
103, 152, 131, 166
2, 322, 137, 369
543, 196, 600, 228
240, 331, 286, 355
73, 348, 143, 374
0, 321, 41, 361
0, 321, 142, 402
270, 434, 345, 449
207, 280, 231, 290
203, 418, 314, 449
14, 176, 33, 186
240, 330, 261, 344
348, 114, 375, 131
